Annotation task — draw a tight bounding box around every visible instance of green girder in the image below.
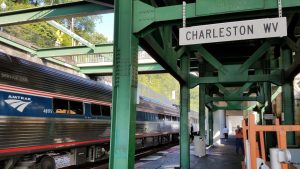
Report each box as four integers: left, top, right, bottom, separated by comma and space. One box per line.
109, 0, 138, 168
36, 44, 113, 58
79, 63, 164, 75
0, 1, 113, 26
134, 0, 300, 32
180, 54, 190, 169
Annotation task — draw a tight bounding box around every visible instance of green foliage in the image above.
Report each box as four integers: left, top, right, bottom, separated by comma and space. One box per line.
138, 74, 199, 112
76, 30, 108, 44
3, 1, 107, 48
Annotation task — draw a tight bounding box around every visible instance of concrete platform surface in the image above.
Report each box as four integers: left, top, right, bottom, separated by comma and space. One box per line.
135, 137, 243, 169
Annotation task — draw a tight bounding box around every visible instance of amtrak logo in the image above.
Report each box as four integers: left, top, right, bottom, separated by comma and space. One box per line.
4, 95, 32, 112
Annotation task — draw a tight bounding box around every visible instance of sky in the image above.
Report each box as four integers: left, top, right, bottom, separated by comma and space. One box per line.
95, 13, 114, 42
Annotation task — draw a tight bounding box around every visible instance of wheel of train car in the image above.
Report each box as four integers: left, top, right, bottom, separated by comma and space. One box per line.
40, 156, 55, 169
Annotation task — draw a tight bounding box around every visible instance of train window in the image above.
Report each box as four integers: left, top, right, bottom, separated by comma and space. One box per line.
158, 114, 164, 121
149, 113, 155, 121
146, 113, 151, 121
166, 115, 171, 121
101, 105, 111, 117
69, 101, 84, 115
91, 104, 101, 116
136, 111, 143, 121
152, 114, 156, 121
53, 98, 83, 115
154, 114, 158, 121
53, 98, 68, 114
172, 116, 177, 121
148, 113, 152, 121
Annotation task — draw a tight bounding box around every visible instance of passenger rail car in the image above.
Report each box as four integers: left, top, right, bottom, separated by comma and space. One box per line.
0, 53, 182, 169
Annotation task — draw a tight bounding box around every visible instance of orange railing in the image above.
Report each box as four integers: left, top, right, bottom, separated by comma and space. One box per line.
242, 113, 300, 169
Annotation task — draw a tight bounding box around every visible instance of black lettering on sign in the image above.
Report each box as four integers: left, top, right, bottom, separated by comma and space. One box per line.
213, 29, 218, 38
240, 25, 246, 35
233, 26, 238, 36
247, 25, 254, 35
272, 22, 278, 32
226, 27, 231, 36
206, 29, 212, 39
192, 31, 198, 40
264, 22, 278, 33
186, 31, 191, 40
219, 27, 224, 37
199, 30, 204, 39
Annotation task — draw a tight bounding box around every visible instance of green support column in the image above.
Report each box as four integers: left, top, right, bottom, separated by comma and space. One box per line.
109, 0, 138, 168
180, 55, 190, 169
282, 48, 295, 145
208, 109, 213, 145
199, 84, 206, 138
263, 82, 277, 159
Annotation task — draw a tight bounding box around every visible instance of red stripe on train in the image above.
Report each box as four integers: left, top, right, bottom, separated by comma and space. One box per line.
0, 138, 110, 153
0, 133, 179, 153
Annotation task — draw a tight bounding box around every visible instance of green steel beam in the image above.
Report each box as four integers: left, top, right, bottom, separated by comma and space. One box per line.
207, 96, 258, 102
47, 20, 95, 49
236, 83, 253, 95
142, 34, 186, 82
0, 1, 113, 26
197, 45, 226, 73
215, 84, 230, 95
199, 84, 206, 138
211, 83, 258, 101
284, 39, 300, 80
137, 63, 164, 72
271, 86, 282, 101
263, 82, 272, 115
36, 44, 113, 58
282, 48, 295, 145
213, 102, 246, 111
180, 54, 190, 169
189, 72, 282, 87
0, 35, 163, 74
192, 41, 276, 88
239, 41, 272, 73
0, 33, 81, 71
109, 0, 138, 168
246, 104, 257, 111
133, 0, 300, 32
0, 35, 36, 54
176, 47, 186, 59
246, 86, 282, 111
263, 81, 276, 158
79, 63, 164, 74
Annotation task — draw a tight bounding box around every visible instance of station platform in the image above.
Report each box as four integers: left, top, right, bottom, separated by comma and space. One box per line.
135, 137, 243, 169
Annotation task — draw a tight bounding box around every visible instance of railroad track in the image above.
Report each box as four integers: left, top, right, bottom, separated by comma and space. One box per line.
63, 143, 177, 169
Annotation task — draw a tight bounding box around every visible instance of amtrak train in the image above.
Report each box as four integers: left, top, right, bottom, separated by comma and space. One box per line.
0, 52, 199, 169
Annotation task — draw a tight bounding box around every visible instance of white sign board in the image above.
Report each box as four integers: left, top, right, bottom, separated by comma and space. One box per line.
179, 17, 287, 45
263, 114, 275, 120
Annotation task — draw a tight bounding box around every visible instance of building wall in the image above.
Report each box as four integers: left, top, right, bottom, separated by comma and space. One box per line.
227, 116, 243, 135
213, 109, 225, 145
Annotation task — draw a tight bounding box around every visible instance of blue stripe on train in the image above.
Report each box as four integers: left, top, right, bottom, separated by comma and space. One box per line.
0, 90, 88, 119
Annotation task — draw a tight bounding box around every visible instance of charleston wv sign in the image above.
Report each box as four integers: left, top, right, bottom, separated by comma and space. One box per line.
179, 17, 287, 45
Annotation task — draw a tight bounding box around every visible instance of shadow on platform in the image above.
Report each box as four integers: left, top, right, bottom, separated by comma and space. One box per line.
135, 136, 243, 169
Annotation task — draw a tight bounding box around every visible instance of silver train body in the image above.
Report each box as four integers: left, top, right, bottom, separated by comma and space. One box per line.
0, 52, 185, 168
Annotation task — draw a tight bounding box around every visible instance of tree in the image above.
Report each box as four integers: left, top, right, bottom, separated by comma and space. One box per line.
138, 74, 199, 112
4, 1, 107, 47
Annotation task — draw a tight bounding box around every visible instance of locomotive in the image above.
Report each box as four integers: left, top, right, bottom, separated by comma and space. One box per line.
0, 52, 187, 169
